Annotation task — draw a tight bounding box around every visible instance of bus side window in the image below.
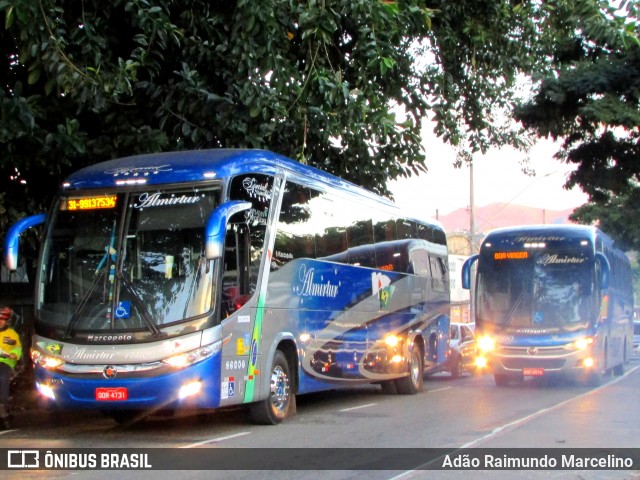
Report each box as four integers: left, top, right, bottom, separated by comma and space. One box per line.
273, 182, 315, 269
429, 255, 447, 292
409, 247, 430, 277
312, 190, 348, 258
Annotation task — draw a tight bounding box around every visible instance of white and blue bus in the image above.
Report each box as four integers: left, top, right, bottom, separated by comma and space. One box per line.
462, 224, 633, 386
5, 149, 451, 424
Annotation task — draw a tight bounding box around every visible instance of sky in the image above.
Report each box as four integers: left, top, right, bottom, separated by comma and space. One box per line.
388, 127, 589, 219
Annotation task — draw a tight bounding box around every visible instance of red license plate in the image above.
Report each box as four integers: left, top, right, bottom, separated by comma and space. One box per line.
95, 387, 128, 401
523, 368, 545, 376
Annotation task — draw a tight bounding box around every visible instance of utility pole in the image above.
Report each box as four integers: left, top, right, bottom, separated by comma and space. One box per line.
469, 159, 475, 254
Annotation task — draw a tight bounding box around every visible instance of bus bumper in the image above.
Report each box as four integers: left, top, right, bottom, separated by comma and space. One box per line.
476, 344, 602, 380
33, 352, 222, 411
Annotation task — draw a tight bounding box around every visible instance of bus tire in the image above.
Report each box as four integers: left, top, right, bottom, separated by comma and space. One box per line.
395, 343, 424, 395
613, 341, 626, 376
249, 350, 292, 425
380, 380, 398, 395
494, 374, 510, 387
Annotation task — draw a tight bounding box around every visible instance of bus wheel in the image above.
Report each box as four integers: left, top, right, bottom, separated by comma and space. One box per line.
249, 350, 292, 425
494, 374, 509, 387
395, 344, 424, 395
380, 380, 398, 394
613, 341, 627, 376
613, 346, 627, 377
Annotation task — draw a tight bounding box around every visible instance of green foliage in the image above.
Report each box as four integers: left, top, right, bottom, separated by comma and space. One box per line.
515, 0, 640, 252
570, 194, 640, 250
0, 0, 621, 248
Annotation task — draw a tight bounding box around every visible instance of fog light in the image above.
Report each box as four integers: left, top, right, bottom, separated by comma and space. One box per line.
385, 335, 401, 347
583, 357, 595, 368
299, 333, 311, 343
179, 381, 202, 399
475, 356, 488, 368
36, 382, 56, 400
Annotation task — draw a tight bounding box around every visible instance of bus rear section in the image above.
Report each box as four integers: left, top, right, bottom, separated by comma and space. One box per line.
462, 225, 633, 386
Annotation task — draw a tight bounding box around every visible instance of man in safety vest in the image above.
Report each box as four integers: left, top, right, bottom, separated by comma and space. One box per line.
0, 306, 22, 429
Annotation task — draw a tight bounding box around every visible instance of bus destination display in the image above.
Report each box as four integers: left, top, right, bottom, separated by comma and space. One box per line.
66, 195, 117, 211
493, 251, 529, 260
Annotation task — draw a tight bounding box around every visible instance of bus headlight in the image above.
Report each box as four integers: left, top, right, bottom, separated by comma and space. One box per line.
31, 349, 65, 370
162, 345, 216, 369
566, 337, 594, 350
476, 335, 496, 353
384, 334, 402, 348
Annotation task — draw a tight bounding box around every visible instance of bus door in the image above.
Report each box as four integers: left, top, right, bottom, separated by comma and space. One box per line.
222, 222, 252, 316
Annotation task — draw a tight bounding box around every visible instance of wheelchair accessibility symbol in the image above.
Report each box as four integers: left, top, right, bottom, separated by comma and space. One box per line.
114, 301, 131, 319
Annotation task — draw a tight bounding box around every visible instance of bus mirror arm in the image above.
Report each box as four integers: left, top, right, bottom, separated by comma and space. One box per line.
595, 252, 610, 290
4, 213, 47, 271
205, 201, 252, 260
461, 254, 479, 290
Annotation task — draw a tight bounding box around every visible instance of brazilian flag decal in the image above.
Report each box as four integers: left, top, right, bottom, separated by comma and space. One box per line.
379, 285, 395, 309
44, 343, 62, 355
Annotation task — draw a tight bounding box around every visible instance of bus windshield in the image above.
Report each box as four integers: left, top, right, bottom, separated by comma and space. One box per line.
38, 187, 220, 339
476, 250, 597, 333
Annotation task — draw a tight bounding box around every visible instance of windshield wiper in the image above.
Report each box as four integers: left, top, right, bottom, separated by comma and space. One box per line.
117, 274, 161, 337
64, 269, 108, 339
65, 222, 117, 339
505, 290, 530, 327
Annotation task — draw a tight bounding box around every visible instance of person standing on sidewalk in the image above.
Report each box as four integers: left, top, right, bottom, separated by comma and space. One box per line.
0, 306, 22, 429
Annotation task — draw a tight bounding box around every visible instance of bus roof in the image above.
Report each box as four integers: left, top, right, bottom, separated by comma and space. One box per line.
481, 224, 613, 248
61, 148, 444, 230
63, 149, 347, 190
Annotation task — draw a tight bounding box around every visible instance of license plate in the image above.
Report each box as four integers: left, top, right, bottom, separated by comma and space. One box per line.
95, 387, 128, 401
523, 368, 545, 376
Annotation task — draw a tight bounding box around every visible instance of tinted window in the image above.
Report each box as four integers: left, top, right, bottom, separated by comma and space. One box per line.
273, 182, 315, 269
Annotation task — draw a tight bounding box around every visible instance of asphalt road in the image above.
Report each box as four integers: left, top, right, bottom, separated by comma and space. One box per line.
2, 356, 640, 480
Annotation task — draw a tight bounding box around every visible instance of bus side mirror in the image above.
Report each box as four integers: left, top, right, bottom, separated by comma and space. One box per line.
596, 252, 610, 290
461, 254, 478, 290
4, 214, 47, 271
205, 201, 252, 260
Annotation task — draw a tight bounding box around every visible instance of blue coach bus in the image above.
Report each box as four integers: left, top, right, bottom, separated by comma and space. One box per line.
462, 225, 633, 386
4, 149, 451, 424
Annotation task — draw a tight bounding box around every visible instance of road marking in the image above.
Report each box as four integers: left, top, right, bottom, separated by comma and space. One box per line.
386, 364, 640, 480
339, 403, 377, 412
459, 364, 640, 449
180, 431, 250, 448
427, 386, 453, 393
